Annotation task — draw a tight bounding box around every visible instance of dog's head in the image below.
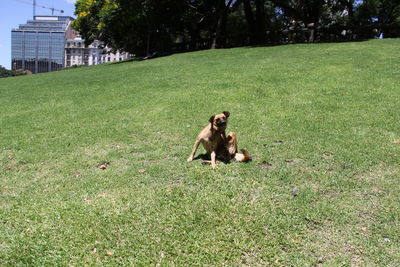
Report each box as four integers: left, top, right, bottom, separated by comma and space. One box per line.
209, 111, 230, 131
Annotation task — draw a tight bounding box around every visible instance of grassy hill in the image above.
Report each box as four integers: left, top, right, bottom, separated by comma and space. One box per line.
1, 39, 399, 266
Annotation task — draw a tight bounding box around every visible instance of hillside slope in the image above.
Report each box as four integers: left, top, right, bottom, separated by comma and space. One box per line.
1, 39, 399, 265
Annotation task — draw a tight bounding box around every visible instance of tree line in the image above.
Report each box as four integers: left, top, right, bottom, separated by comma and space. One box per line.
72, 0, 400, 56
0, 65, 28, 78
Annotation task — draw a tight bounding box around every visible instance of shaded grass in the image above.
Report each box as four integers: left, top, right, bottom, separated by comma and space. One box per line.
0, 39, 399, 265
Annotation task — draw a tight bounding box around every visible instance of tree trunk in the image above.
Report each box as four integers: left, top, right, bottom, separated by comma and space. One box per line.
255, 0, 266, 44
211, 0, 230, 49
347, 2, 354, 18
243, 0, 266, 45
211, 16, 219, 49
219, 8, 228, 47
146, 23, 151, 55
243, 0, 256, 44
211, 35, 217, 49
189, 28, 199, 50
309, 27, 314, 42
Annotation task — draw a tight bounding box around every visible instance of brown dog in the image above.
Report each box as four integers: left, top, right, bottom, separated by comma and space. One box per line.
187, 111, 252, 168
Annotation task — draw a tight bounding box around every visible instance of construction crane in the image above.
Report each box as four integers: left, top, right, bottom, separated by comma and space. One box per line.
13, 0, 64, 17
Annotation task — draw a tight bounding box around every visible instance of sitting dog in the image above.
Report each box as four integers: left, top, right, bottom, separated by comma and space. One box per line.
187, 111, 252, 168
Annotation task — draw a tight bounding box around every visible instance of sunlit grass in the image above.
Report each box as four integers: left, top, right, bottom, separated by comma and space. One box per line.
0, 39, 399, 265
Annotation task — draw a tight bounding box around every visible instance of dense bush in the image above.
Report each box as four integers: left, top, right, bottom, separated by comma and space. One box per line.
0, 65, 28, 78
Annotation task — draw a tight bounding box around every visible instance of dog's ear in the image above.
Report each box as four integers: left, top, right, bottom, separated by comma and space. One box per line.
209, 115, 215, 123
223, 111, 230, 118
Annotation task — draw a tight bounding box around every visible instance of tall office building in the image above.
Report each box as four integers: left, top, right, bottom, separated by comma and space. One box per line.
11, 16, 74, 74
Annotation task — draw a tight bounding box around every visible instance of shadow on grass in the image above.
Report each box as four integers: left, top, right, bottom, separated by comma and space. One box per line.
193, 153, 232, 165
110, 58, 141, 65
109, 52, 175, 65
242, 38, 370, 49
108, 39, 371, 66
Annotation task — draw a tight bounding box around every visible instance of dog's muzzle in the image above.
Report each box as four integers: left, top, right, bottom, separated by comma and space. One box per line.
217, 121, 226, 127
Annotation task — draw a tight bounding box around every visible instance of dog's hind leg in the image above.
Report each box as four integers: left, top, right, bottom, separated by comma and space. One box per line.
226, 132, 238, 156
234, 149, 252, 162
227, 132, 252, 162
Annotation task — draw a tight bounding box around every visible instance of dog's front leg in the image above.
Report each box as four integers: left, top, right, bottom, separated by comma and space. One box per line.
187, 138, 201, 162
210, 151, 216, 169
220, 131, 227, 143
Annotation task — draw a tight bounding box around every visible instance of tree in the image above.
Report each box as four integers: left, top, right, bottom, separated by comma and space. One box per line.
242, 0, 267, 44
71, 0, 400, 56
0, 65, 27, 78
271, 0, 326, 42
356, 0, 400, 24
73, 0, 188, 55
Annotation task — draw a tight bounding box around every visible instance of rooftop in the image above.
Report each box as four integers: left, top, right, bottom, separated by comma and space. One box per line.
12, 15, 73, 32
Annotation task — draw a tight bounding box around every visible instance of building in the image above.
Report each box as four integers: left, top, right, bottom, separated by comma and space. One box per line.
65, 37, 131, 68
11, 15, 74, 74
12, 15, 132, 74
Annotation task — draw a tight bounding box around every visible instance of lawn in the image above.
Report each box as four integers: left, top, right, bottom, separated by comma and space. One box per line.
1, 39, 399, 266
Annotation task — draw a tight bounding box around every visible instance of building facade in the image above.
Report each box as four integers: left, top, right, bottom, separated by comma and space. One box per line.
12, 15, 132, 74
65, 38, 131, 68
11, 16, 73, 74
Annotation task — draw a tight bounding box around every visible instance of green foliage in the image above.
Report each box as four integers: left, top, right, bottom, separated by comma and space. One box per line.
72, 0, 105, 45
0, 40, 399, 265
73, 0, 188, 54
356, 0, 400, 23
0, 65, 27, 78
72, 0, 400, 54
356, 0, 381, 23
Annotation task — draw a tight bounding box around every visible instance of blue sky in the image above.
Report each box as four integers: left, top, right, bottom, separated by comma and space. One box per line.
0, 0, 76, 69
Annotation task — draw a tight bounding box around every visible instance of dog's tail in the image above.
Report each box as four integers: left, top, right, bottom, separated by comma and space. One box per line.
234, 149, 252, 162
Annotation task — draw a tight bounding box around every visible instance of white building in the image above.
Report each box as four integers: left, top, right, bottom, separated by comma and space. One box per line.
65, 36, 131, 67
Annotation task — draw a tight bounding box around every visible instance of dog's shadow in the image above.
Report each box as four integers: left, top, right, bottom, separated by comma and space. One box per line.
193, 154, 231, 164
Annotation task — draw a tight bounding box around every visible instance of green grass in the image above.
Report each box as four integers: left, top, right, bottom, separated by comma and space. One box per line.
1, 39, 399, 266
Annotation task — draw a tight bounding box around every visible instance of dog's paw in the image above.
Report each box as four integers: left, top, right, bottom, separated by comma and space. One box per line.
187, 156, 193, 162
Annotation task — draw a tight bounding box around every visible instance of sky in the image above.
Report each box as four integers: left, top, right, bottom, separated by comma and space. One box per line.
0, 0, 77, 69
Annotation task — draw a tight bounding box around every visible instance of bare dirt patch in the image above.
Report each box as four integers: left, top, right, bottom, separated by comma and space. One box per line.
284, 158, 303, 166
322, 152, 335, 159
258, 161, 274, 169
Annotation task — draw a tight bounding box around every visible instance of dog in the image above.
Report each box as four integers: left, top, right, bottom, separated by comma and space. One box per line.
187, 111, 252, 168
